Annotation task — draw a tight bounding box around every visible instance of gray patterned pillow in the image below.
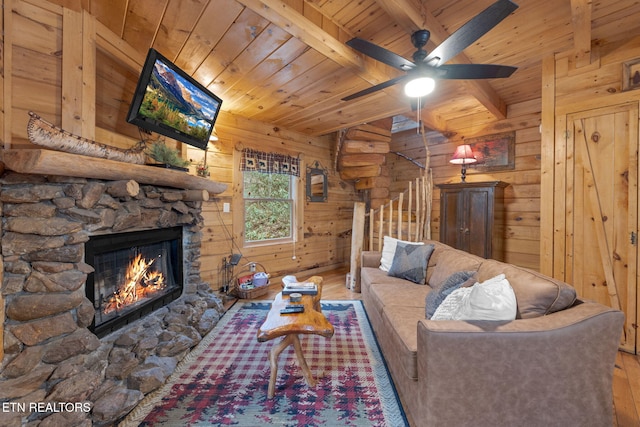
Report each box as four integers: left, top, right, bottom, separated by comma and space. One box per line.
425, 271, 476, 319
387, 243, 435, 284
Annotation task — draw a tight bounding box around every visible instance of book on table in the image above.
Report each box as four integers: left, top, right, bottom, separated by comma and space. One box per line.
282, 282, 318, 295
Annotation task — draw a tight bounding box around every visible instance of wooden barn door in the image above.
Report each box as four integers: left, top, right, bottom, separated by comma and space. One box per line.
568, 104, 638, 353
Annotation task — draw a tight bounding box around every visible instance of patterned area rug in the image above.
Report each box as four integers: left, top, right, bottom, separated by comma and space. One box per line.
119, 301, 408, 426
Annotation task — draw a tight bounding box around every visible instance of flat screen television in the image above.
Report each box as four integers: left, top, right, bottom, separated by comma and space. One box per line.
126, 48, 222, 150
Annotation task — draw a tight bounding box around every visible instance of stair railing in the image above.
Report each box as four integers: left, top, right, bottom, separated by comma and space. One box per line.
348, 172, 433, 291
367, 172, 433, 252
348, 123, 433, 291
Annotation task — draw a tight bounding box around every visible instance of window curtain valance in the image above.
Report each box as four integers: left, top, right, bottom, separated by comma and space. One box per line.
241, 148, 300, 177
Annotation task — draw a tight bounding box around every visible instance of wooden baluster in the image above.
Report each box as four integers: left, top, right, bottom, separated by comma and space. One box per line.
378, 207, 383, 251
397, 192, 404, 240
350, 202, 366, 291
408, 181, 413, 241
416, 177, 422, 240
369, 209, 374, 251
388, 201, 393, 238
425, 172, 432, 240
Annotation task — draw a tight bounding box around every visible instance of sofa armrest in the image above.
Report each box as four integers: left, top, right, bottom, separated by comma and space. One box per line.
416, 301, 624, 426
361, 251, 381, 268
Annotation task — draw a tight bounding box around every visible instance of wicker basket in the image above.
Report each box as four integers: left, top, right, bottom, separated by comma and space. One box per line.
231, 262, 270, 299
235, 284, 269, 299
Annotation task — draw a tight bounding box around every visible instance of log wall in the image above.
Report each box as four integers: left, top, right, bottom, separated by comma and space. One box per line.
185, 112, 359, 290
1, 0, 360, 296
388, 98, 542, 271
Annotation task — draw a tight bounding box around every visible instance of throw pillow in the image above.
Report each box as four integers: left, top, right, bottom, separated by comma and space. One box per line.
379, 236, 424, 272
387, 242, 435, 284
431, 286, 473, 320
425, 271, 476, 319
427, 250, 482, 289
431, 274, 517, 321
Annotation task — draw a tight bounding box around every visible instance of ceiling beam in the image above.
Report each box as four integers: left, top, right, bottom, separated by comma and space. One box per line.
570, 0, 592, 68
237, 0, 390, 87
419, 109, 448, 133
375, 0, 509, 121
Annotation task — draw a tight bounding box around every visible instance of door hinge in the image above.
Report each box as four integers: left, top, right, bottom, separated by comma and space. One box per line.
631, 231, 637, 246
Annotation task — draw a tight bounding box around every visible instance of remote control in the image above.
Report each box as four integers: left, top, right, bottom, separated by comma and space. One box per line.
280, 306, 304, 314
285, 304, 303, 309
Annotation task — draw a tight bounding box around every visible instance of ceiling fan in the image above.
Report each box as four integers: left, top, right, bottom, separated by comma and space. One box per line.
342, 0, 519, 103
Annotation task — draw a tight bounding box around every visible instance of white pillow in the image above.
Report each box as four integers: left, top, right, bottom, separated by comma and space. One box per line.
431, 286, 473, 320
431, 274, 517, 321
379, 236, 424, 272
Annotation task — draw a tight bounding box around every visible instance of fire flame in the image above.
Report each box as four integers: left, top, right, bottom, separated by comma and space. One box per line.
103, 253, 167, 314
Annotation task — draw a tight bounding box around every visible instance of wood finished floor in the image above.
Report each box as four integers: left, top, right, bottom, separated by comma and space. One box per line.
230, 266, 640, 426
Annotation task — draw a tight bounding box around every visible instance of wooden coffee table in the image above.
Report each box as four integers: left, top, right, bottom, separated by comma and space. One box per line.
257, 276, 334, 398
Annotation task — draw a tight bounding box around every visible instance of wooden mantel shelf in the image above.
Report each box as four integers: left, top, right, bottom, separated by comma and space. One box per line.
2, 149, 227, 195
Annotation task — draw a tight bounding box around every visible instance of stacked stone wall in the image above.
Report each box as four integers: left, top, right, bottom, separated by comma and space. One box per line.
0, 173, 224, 426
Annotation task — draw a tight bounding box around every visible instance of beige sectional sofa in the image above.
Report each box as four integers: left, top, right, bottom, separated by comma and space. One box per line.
360, 239, 624, 427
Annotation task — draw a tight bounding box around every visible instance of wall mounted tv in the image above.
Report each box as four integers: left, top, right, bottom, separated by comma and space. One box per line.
126, 48, 222, 150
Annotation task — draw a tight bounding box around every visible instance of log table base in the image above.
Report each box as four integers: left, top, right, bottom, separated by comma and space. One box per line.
257, 276, 334, 398
268, 334, 316, 398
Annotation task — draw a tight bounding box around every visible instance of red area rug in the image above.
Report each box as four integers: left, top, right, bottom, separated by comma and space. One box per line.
119, 301, 407, 426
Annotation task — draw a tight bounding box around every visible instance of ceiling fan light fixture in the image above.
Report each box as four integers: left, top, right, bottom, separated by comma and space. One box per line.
404, 77, 435, 97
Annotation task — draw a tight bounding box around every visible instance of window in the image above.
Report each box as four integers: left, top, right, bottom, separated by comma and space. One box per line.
243, 171, 295, 244
238, 148, 300, 247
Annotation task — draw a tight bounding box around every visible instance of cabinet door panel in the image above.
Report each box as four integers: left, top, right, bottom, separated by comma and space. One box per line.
467, 189, 490, 257
441, 191, 462, 249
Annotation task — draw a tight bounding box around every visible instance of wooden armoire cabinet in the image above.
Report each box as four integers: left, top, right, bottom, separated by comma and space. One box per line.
436, 181, 508, 260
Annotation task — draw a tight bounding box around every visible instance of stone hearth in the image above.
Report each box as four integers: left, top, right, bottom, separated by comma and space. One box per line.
0, 172, 225, 426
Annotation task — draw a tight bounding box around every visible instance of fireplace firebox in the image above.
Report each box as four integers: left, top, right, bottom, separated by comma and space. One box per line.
85, 226, 184, 337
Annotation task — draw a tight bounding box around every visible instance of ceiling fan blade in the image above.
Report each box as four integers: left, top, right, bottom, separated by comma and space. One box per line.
346, 38, 415, 70
341, 75, 409, 101
424, 0, 518, 66
437, 63, 517, 79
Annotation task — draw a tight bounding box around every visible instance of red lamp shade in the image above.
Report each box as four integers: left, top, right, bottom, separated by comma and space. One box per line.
449, 144, 477, 182
449, 144, 477, 165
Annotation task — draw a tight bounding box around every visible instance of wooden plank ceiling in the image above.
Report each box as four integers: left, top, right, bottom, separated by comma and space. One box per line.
79, 0, 640, 136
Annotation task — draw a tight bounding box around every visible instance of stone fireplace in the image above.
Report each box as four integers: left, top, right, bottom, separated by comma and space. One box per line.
0, 170, 225, 426
85, 226, 184, 338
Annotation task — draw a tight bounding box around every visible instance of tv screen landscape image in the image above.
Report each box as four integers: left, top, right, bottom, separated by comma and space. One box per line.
127, 48, 222, 150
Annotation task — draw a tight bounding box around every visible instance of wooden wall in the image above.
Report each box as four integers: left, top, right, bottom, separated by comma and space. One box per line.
0, 0, 360, 295
3, 0, 61, 148
388, 98, 542, 271
540, 34, 640, 353
541, 34, 640, 276
186, 112, 359, 289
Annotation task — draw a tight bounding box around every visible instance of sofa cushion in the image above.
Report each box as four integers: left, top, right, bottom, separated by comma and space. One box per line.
380, 236, 424, 272
388, 243, 435, 284
478, 261, 577, 318
367, 281, 432, 310
361, 266, 415, 288
428, 249, 482, 289
432, 274, 517, 321
425, 270, 476, 319
380, 305, 426, 381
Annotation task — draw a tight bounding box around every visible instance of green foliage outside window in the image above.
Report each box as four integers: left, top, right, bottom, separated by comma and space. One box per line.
243, 171, 293, 242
